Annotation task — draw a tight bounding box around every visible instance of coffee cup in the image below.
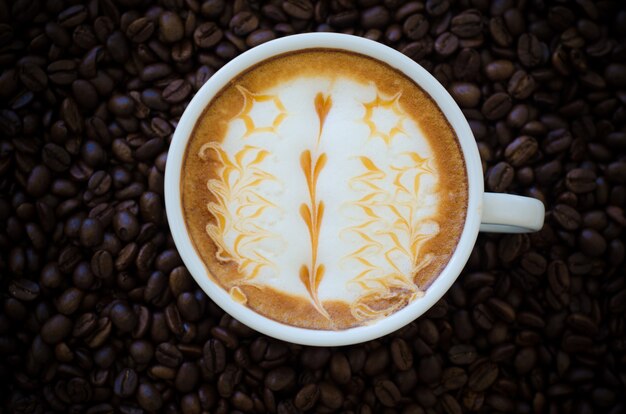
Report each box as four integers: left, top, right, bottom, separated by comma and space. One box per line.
165, 33, 544, 346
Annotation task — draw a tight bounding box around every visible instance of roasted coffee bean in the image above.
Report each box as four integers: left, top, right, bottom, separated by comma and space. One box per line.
283, 0, 314, 20
504, 136, 538, 167
449, 344, 477, 365
113, 368, 138, 397
19, 62, 47, 91
110, 302, 137, 332
552, 204, 581, 230
468, 361, 499, 391
159, 11, 184, 43
390, 338, 413, 370
449, 82, 480, 108
176, 362, 199, 392
56, 287, 83, 315
137, 383, 163, 411
319, 381, 343, 411
230, 11, 259, 36
566, 169, 597, 193
9, 278, 40, 301
404, 14, 429, 40
162, 79, 192, 104
435, 32, 459, 56
451, 9, 482, 38
204, 339, 226, 374
217, 364, 241, 397
375, 379, 401, 407
265, 366, 296, 391
517, 33, 543, 67
194, 23, 222, 48
482, 93, 512, 120
486, 162, 514, 192
295, 383, 319, 411
41, 314, 72, 344
126, 17, 154, 43
442, 367, 468, 390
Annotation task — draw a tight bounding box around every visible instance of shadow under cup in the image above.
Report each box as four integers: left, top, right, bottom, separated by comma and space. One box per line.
165, 33, 484, 346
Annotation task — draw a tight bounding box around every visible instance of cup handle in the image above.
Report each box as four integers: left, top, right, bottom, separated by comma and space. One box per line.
480, 193, 545, 233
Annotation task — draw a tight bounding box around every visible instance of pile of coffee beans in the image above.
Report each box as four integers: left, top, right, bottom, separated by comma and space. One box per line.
1, 0, 625, 413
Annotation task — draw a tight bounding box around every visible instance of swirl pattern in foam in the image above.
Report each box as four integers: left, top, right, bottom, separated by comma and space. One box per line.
182, 50, 467, 330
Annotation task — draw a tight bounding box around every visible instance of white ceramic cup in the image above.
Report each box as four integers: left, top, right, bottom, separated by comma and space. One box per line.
165, 33, 545, 346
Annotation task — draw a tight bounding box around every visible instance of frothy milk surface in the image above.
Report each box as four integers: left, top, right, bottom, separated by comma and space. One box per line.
182, 50, 467, 329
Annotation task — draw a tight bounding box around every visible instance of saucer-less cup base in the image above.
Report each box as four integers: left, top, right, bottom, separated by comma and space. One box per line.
165, 33, 545, 346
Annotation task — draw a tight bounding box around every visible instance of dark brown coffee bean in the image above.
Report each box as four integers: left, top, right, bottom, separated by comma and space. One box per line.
504, 135, 538, 167
203, 339, 226, 374
137, 383, 163, 411
507, 70, 536, 99
283, 0, 313, 20
418, 354, 442, 383
319, 381, 343, 411
484, 60, 515, 81
565, 169, 596, 193
390, 338, 413, 370
126, 17, 154, 43
58, 4, 87, 27
579, 229, 606, 257
265, 366, 295, 391
175, 362, 199, 392
156, 343, 183, 368
542, 128, 572, 154
448, 344, 477, 365
246, 29, 276, 48
194, 22, 222, 48
486, 162, 514, 192
56, 287, 83, 315
517, 33, 543, 68
328, 10, 359, 28
442, 367, 468, 390
468, 361, 498, 391
327, 352, 349, 385
113, 211, 139, 242
552, 204, 581, 230
441, 393, 463, 414
19, 63, 48, 92
361, 6, 390, 29
9, 278, 40, 301
162, 79, 192, 104
113, 368, 138, 397
110, 302, 137, 332
404, 14, 429, 40
230, 11, 259, 36
489, 16, 512, 47
158, 11, 184, 43
217, 364, 241, 397
482, 93, 512, 120
375, 379, 401, 407
27, 165, 52, 197
451, 9, 482, 38
211, 326, 238, 349
295, 383, 319, 411
435, 32, 458, 56
449, 82, 480, 108
41, 314, 72, 344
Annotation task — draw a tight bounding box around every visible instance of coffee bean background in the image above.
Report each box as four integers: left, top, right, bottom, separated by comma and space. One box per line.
1, 0, 625, 413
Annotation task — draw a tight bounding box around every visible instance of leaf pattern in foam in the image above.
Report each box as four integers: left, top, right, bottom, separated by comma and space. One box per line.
200, 142, 282, 283
343, 152, 439, 321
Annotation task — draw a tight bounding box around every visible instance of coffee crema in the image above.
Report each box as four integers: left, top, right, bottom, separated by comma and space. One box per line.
182, 49, 468, 330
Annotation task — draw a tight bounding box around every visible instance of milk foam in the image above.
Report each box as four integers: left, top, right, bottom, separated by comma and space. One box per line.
201, 76, 441, 320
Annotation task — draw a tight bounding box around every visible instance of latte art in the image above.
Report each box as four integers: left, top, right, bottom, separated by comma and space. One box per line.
182, 50, 467, 329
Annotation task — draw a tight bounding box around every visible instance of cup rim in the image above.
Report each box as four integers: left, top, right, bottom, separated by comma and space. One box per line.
164, 33, 483, 346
